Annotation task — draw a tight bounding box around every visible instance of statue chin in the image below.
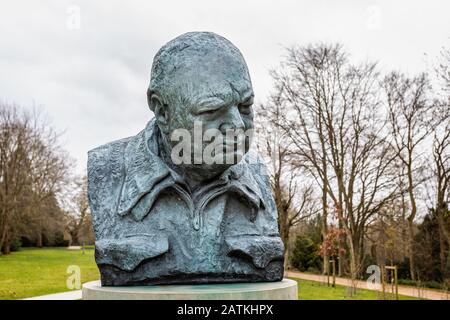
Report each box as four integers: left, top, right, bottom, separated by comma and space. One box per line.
182, 159, 240, 182
165, 139, 249, 182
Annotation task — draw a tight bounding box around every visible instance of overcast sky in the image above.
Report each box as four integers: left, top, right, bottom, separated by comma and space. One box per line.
1, 0, 449, 175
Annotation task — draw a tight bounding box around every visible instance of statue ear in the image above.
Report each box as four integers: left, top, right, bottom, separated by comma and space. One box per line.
149, 93, 170, 134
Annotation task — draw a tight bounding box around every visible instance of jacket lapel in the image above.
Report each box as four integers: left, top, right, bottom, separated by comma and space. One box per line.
117, 120, 170, 218
117, 120, 266, 224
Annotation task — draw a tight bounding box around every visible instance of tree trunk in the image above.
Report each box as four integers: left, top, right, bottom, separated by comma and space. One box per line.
347, 234, 358, 296
436, 209, 449, 275
438, 222, 447, 275
278, 205, 290, 271
72, 231, 80, 246
1, 229, 11, 255
357, 233, 365, 277
407, 220, 416, 281
37, 231, 43, 248
0, 219, 8, 253
322, 188, 329, 275
406, 158, 418, 281
281, 224, 290, 271
284, 240, 290, 271
338, 220, 345, 276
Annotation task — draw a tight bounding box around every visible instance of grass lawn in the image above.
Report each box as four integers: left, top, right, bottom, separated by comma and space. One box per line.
290, 277, 419, 300
0, 248, 420, 300
0, 247, 99, 300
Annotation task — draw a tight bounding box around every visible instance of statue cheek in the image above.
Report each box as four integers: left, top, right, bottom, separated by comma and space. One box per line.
243, 118, 254, 131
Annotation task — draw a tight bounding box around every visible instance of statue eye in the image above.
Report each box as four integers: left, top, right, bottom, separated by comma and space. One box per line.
238, 103, 252, 115
198, 109, 217, 116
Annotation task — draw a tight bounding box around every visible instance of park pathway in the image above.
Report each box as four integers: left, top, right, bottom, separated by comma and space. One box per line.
287, 270, 450, 300
24, 290, 82, 300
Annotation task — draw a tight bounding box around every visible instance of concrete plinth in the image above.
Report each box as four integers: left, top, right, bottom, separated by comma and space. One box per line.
82, 279, 297, 300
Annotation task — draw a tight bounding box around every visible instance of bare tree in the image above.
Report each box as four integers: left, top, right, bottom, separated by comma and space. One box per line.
437, 47, 450, 94
383, 71, 448, 280
424, 124, 450, 275
256, 105, 318, 270
0, 102, 69, 253
432, 47, 450, 276
366, 200, 409, 269
265, 44, 399, 283
64, 176, 94, 246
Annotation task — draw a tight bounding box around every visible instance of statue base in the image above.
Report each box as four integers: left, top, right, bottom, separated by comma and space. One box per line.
82, 279, 298, 300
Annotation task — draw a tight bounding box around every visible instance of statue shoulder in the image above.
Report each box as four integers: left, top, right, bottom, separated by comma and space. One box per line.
87, 137, 131, 180
244, 150, 270, 178
243, 150, 277, 216
87, 137, 132, 231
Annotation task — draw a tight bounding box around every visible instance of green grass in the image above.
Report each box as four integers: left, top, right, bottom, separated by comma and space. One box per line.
0, 247, 99, 300
0, 248, 420, 300
290, 277, 419, 300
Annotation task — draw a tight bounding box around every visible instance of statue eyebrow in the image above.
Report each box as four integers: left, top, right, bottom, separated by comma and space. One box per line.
241, 91, 254, 102
229, 81, 254, 102
196, 96, 229, 108
195, 88, 234, 106
193, 87, 253, 111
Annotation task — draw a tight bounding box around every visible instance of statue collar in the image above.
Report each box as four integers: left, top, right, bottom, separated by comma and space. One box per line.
116, 119, 266, 227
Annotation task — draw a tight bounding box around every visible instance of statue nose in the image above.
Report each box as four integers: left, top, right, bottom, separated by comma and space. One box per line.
219, 106, 245, 134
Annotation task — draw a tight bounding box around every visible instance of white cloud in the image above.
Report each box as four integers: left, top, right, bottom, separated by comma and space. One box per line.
0, 0, 449, 174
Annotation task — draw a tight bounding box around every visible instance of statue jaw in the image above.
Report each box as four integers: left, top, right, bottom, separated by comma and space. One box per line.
159, 125, 251, 185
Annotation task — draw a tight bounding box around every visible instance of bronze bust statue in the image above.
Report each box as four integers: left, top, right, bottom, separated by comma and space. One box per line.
87, 32, 284, 286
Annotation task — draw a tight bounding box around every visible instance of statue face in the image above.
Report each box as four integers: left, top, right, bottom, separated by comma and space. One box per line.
156, 49, 254, 178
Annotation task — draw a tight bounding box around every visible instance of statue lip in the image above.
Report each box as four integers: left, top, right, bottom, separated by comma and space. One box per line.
208, 138, 246, 148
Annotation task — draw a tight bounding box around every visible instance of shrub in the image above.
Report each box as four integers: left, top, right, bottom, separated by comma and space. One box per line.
10, 238, 22, 252
423, 280, 444, 289
398, 279, 446, 290
290, 235, 322, 272
397, 279, 416, 286
53, 232, 70, 247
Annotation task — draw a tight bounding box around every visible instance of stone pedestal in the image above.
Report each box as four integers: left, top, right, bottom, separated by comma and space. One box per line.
82, 279, 297, 300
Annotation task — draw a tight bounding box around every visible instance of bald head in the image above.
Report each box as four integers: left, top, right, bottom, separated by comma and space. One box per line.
147, 32, 252, 112
147, 32, 255, 181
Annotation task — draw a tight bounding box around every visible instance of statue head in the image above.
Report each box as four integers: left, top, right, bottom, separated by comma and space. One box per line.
147, 32, 254, 182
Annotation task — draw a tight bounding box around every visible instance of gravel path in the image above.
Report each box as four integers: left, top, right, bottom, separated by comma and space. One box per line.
287, 270, 450, 300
